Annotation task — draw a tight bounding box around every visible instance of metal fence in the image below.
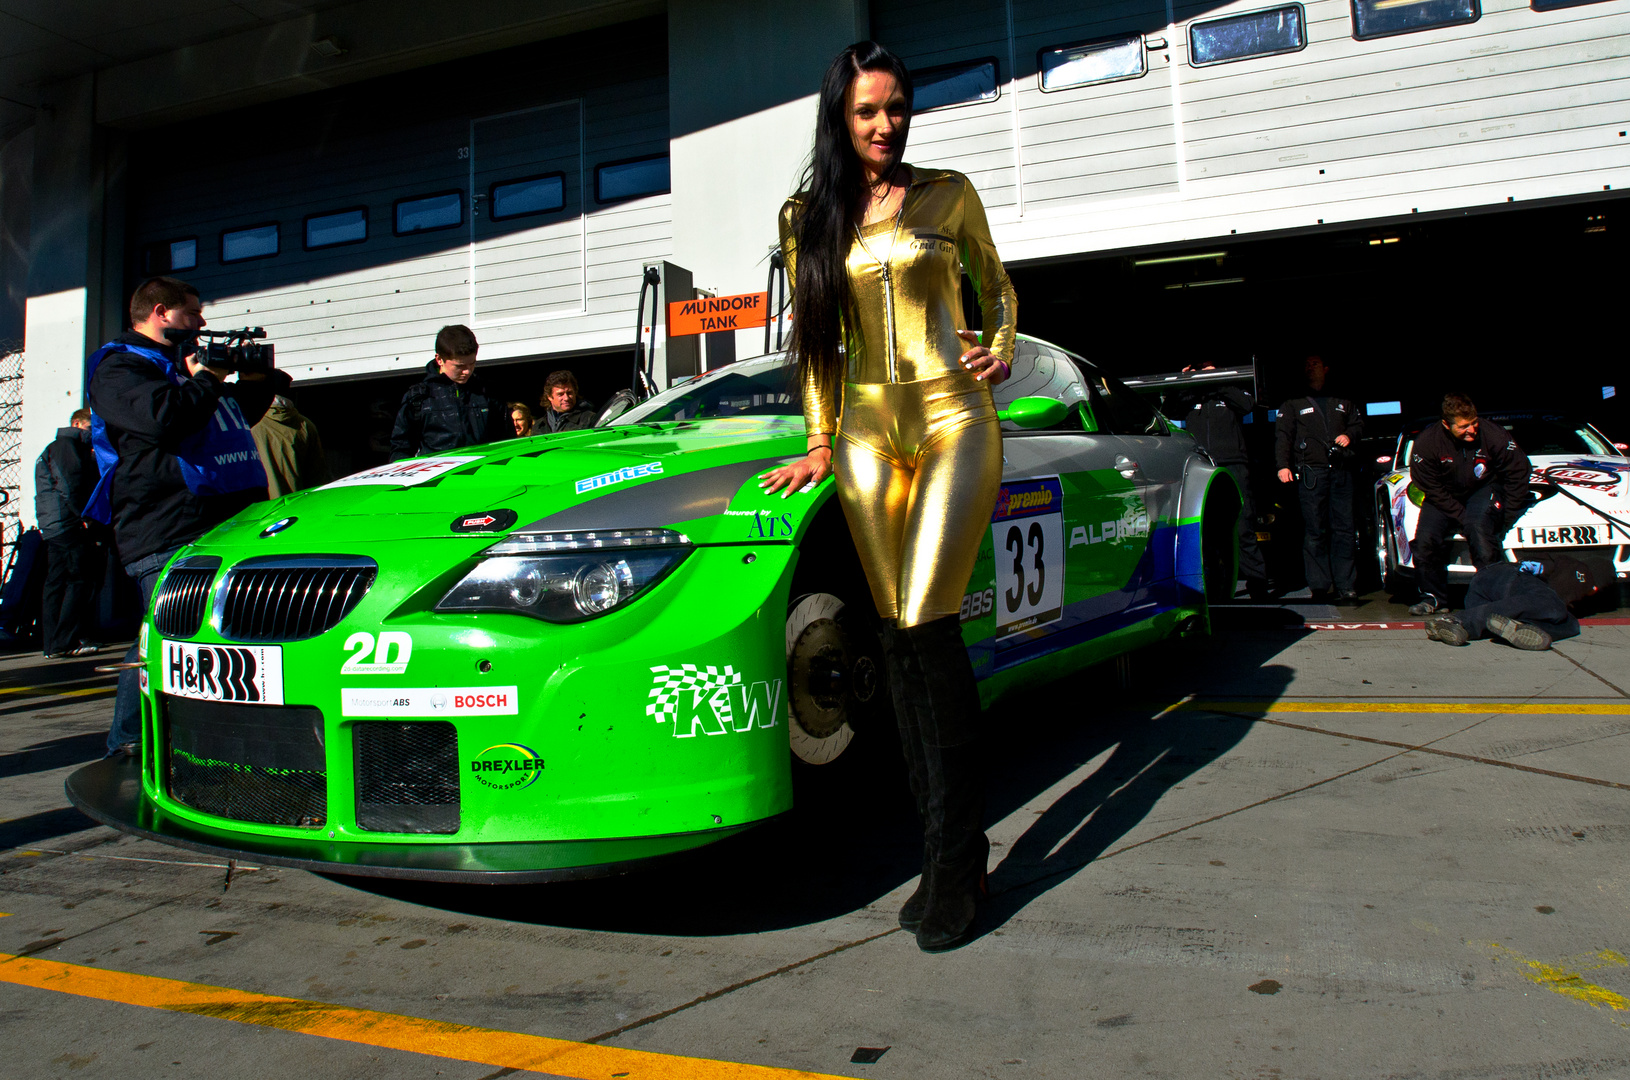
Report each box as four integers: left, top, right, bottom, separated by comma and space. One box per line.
0, 341, 22, 558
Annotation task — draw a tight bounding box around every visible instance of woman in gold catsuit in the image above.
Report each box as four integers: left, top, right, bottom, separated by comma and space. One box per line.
760, 41, 1016, 953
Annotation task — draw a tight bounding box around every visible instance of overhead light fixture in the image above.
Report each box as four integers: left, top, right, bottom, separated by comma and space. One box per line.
1367, 236, 1400, 246
310, 37, 346, 58
1133, 250, 1227, 267
1163, 277, 1244, 290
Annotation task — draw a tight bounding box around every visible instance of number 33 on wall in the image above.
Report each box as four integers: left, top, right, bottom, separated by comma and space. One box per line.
342, 631, 414, 675
990, 476, 1066, 638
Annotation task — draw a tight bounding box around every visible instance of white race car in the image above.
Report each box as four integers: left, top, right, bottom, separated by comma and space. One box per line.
1374, 413, 1630, 595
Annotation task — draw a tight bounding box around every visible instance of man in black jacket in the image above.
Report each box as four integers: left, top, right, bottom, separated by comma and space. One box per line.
533, 369, 597, 434
1275, 354, 1364, 602
390, 325, 509, 459
1168, 365, 1270, 600
35, 409, 101, 658
1407, 392, 1530, 615
88, 276, 288, 755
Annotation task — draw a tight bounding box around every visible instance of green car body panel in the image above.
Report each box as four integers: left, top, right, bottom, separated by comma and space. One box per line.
68, 343, 1238, 881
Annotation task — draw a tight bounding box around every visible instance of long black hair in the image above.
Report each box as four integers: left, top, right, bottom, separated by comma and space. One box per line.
788, 41, 913, 408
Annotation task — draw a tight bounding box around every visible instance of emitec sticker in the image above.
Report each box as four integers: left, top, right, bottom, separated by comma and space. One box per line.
646, 664, 783, 738
340, 686, 519, 717
322, 456, 482, 489
162, 641, 284, 705
575, 462, 662, 494
469, 743, 543, 790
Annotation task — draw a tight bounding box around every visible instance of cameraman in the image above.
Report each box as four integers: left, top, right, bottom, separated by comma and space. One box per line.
86, 276, 290, 757
1275, 354, 1364, 602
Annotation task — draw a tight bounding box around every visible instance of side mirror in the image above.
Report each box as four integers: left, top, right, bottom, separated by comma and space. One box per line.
998, 396, 1070, 430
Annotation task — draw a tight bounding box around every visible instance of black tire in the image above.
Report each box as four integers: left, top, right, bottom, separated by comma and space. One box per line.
1201, 475, 1243, 607
784, 592, 885, 765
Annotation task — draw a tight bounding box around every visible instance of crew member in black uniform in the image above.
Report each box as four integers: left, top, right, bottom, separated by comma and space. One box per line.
1169, 364, 1271, 601
1275, 354, 1363, 602
1407, 392, 1530, 616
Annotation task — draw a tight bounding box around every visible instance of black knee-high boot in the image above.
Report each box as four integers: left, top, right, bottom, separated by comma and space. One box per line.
893, 614, 988, 952
879, 620, 932, 932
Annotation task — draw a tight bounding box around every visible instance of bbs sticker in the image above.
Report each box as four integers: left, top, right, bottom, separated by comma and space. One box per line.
960, 588, 995, 622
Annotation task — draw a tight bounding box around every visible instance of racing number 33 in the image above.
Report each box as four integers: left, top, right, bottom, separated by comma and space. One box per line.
991, 477, 1066, 637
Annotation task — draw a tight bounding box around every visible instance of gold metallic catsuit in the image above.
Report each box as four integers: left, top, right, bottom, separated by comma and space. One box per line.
779, 167, 1017, 627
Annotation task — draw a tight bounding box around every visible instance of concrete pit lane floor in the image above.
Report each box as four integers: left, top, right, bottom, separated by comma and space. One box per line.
2, 602, 1629, 1079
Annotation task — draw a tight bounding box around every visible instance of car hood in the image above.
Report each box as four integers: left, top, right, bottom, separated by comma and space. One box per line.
1526, 454, 1630, 504
193, 417, 810, 548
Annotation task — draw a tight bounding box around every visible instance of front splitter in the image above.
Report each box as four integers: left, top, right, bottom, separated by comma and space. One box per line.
66, 757, 757, 884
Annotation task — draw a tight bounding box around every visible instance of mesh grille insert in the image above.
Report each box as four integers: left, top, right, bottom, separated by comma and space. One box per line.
165, 696, 326, 826
151, 561, 219, 639
353, 722, 460, 834
219, 560, 375, 642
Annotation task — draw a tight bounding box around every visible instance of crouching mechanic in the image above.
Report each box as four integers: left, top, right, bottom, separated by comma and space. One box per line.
1408, 393, 1529, 616
1424, 555, 1604, 651
87, 276, 291, 757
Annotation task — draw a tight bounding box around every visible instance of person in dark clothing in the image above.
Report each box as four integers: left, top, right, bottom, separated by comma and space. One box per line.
1407, 392, 1530, 616
1275, 354, 1364, 602
533, 369, 597, 434
390, 325, 509, 459
1169, 364, 1271, 600
1423, 556, 1600, 650
87, 276, 289, 756
35, 408, 102, 658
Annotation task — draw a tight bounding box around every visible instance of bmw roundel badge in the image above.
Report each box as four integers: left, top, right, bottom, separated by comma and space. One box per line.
260, 517, 297, 538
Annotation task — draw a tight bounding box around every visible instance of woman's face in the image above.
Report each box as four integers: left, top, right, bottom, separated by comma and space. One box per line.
512, 410, 528, 436
847, 70, 908, 177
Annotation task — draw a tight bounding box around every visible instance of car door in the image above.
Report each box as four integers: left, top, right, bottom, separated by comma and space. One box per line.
968, 341, 1146, 676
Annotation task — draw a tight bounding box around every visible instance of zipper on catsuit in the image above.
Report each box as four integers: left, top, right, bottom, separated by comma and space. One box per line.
857, 206, 907, 383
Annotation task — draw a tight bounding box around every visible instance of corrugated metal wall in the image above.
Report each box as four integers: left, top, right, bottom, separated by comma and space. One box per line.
873, 0, 1630, 261
126, 20, 670, 384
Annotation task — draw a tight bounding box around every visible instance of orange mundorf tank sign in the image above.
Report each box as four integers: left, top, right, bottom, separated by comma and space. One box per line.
668, 291, 768, 336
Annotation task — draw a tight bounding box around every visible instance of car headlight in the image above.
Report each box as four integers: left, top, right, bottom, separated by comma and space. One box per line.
435, 529, 691, 622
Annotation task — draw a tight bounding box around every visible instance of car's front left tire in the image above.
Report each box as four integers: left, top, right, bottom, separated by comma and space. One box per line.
784, 592, 882, 765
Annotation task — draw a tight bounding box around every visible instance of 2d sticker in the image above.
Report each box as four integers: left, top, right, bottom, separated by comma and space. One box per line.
341, 631, 413, 675
322, 456, 482, 489
469, 743, 544, 790
646, 664, 783, 738
576, 462, 662, 494
340, 687, 519, 717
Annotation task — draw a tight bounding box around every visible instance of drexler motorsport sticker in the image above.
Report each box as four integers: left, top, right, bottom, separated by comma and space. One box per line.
341, 687, 520, 717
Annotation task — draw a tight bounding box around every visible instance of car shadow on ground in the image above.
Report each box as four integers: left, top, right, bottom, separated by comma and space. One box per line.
345, 629, 1306, 939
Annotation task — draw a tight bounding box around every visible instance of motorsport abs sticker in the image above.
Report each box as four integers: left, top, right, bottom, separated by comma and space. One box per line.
470, 743, 543, 790
340, 687, 519, 717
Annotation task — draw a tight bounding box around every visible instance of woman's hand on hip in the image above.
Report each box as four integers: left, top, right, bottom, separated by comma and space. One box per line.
957, 329, 1008, 384
759, 447, 833, 498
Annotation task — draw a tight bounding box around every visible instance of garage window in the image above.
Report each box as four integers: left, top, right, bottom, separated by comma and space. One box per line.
491, 173, 566, 220
1351, 0, 1477, 40
168, 238, 197, 271
1531, 0, 1609, 9
1189, 5, 1306, 66
304, 208, 368, 250
1040, 35, 1146, 92
394, 191, 464, 235
595, 155, 669, 204
912, 58, 999, 112
221, 223, 279, 263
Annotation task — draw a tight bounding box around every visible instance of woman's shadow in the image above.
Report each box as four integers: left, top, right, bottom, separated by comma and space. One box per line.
346, 629, 1301, 938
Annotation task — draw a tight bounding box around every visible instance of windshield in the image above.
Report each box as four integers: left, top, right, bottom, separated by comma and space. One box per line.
1402, 415, 1622, 465
611, 355, 800, 424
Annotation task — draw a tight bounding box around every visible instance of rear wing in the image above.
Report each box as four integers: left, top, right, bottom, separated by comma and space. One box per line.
1120, 362, 1258, 402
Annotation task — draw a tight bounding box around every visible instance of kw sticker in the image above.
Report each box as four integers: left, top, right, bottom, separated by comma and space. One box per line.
341, 631, 413, 675
576, 462, 663, 494
646, 665, 782, 738
340, 687, 518, 717
469, 743, 543, 790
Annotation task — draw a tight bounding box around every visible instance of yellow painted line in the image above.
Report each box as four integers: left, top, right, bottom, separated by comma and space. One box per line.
1185, 700, 1630, 716
0, 681, 116, 696
0, 952, 847, 1079
1484, 943, 1630, 1012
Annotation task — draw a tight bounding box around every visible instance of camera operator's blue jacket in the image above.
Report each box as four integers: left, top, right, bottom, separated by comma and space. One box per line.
85, 331, 287, 563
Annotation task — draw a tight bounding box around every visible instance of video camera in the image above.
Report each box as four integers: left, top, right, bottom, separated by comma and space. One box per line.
163, 327, 276, 373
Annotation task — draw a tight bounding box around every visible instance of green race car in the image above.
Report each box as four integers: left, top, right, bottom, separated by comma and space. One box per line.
68, 336, 1240, 881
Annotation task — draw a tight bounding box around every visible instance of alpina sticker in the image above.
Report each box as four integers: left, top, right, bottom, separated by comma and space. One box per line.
576, 462, 662, 494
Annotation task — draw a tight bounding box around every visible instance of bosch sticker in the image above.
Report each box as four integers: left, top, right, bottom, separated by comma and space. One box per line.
340, 687, 519, 717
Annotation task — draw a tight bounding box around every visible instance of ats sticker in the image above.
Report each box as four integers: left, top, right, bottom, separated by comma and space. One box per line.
340, 686, 519, 717
743, 511, 794, 538
576, 462, 662, 494
470, 743, 543, 790
321, 456, 481, 489
163, 641, 283, 704
342, 631, 413, 675
646, 664, 783, 738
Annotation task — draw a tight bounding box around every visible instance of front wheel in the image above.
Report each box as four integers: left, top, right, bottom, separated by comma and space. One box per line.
784, 592, 883, 765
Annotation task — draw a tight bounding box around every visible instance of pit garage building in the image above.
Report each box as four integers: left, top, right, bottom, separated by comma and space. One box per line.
1, 0, 1626, 530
